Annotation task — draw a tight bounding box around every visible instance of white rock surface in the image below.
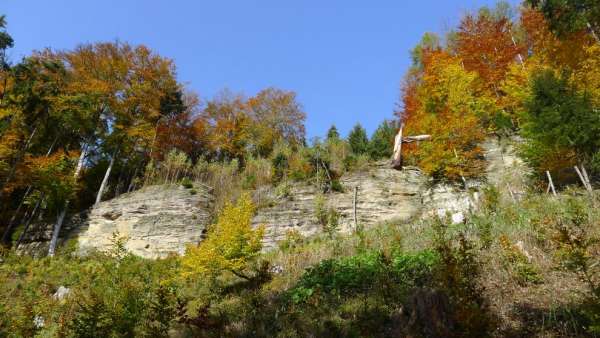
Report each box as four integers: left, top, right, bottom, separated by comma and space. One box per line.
74, 185, 212, 258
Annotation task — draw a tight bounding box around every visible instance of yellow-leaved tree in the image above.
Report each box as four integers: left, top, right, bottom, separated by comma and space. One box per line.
181, 193, 265, 281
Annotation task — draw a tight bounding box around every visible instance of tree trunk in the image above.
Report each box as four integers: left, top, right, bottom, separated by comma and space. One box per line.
546, 170, 557, 196
95, 149, 118, 206
392, 123, 403, 169
586, 21, 600, 44
15, 195, 43, 248
48, 144, 88, 257
127, 165, 140, 193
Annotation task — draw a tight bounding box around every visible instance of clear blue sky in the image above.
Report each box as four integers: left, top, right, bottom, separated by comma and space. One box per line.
2, 0, 519, 139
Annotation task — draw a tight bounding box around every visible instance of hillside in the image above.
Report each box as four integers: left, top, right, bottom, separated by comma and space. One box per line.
1, 1, 600, 337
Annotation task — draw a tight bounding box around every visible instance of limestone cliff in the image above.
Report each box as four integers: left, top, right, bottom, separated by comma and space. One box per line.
17, 138, 525, 257
18, 184, 213, 258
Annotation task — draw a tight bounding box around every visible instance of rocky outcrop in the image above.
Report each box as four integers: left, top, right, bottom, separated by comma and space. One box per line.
17, 138, 528, 256
18, 184, 213, 259
253, 163, 429, 248
254, 139, 528, 248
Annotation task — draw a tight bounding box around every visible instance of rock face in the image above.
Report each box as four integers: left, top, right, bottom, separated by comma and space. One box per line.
18, 138, 528, 257
18, 184, 213, 259
75, 185, 213, 258
253, 163, 429, 248
254, 138, 528, 249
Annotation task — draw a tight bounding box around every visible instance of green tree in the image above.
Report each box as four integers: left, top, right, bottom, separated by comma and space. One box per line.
347, 123, 369, 155
326, 125, 340, 141
521, 70, 600, 174
527, 0, 600, 43
368, 120, 396, 160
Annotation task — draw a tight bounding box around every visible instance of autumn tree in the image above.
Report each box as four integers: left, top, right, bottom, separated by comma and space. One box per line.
0, 15, 13, 105
247, 87, 306, 157
200, 90, 251, 162
454, 4, 524, 99
401, 50, 487, 180
181, 193, 264, 281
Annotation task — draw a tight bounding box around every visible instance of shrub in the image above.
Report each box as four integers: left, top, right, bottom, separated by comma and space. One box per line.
181, 177, 193, 189
181, 193, 265, 281
314, 194, 340, 238
499, 235, 543, 286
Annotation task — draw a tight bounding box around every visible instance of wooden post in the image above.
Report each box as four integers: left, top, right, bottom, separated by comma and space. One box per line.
574, 166, 593, 193
546, 170, 557, 196
353, 186, 358, 231
581, 166, 593, 191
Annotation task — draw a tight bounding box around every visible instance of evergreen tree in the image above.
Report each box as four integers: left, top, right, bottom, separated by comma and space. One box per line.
368, 120, 396, 160
522, 70, 600, 172
347, 123, 369, 155
527, 0, 600, 43
326, 125, 340, 141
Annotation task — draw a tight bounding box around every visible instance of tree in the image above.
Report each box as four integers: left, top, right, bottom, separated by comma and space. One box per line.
410, 32, 441, 69
347, 123, 369, 155
247, 87, 306, 157
521, 70, 600, 176
368, 120, 396, 160
201, 90, 251, 162
181, 193, 265, 281
454, 7, 524, 95
0, 15, 13, 104
400, 50, 487, 180
527, 0, 600, 43
326, 125, 340, 141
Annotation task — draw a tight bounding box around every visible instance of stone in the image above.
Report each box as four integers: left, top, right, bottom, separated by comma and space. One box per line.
75, 185, 213, 258
53, 286, 70, 301
18, 184, 213, 259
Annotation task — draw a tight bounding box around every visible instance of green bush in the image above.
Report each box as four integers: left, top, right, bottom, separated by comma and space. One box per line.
181, 177, 193, 189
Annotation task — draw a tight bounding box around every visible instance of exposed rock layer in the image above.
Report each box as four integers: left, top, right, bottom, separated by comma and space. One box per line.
18, 138, 526, 257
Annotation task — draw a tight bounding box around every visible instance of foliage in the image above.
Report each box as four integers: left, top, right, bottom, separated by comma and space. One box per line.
368, 119, 396, 160
347, 123, 369, 155
526, 0, 600, 41
314, 194, 340, 238
520, 70, 600, 177
326, 125, 340, 141
181, 193, 265, 281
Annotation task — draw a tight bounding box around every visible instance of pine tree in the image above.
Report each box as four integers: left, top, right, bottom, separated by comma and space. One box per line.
326, 125, 340, 141
347, 123, 369, 155
368, 120, 396, 160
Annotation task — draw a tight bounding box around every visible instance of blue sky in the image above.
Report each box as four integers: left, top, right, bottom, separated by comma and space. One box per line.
1, 0, 519, 139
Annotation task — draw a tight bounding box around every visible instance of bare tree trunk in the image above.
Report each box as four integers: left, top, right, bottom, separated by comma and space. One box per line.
48, 144, 88, 257
127, 165, 140, 193
586, 21, 600, 44
95, 149, 118, 206
546, 171, 557, 196
574, 166, 593, 193
15, 195, 43, 248
392, 123, 404, 169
